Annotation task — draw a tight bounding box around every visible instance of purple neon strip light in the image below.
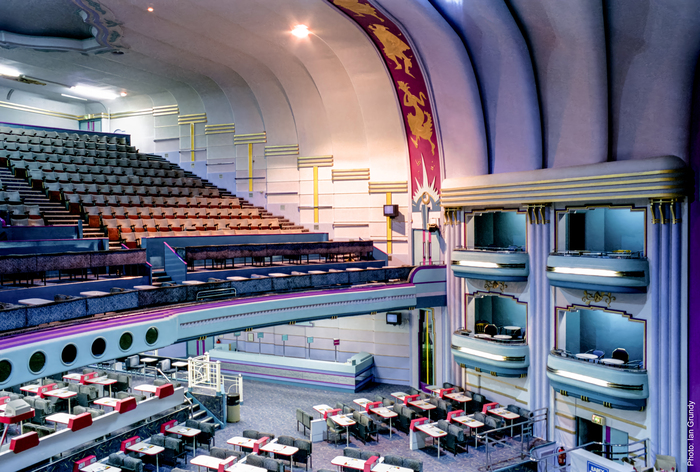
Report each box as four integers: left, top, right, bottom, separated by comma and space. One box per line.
0, 283, 415, 350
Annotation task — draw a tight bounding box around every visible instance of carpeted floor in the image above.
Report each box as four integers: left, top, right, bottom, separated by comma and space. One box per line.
162, 378, 535, 471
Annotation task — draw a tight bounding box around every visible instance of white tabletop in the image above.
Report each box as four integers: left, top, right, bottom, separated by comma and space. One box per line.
81, 463, 121, 472
181, 280, 204, 285
86, 376, 118, 386
172, 361, 189, 367
191, 454, 236, 469
20, 384, 42, 393
493, 334, 512, 340
415, 423, 447, 437
490, 407, 520, 420
139, 357, 158, 363
94, 397, 121, 408
576, 353, 600, 360
45, 412, 75, 425
45, 388, 77, 399
474, 333, 492, 339
227, 276, 249, 281
127, 442, 164, 455
307, 270, 326, 274
425, 385, 441, 392
260, 442, 298, 456
268, 273, 289, 277
600, 358, 625, 365
63, 373, 83, 381
391, 392, 408, 401
331, 414, 356, 426
408, 400, 436, 410
133, 285, 158, 290
134, 384, 157, 393
444, 392, 472, 403
452, 415, 484, 428
167, 425, 201, 437
312, 404, 333, 414
503, 326, 521, 330
80, 291, 110, 297
331, 456, 366, 470
18, 298, 53, 305
227, 436, 257, 448
373, 463, 413, 472
353, 398, 372, 408
226, 461, 266, 472
370, 407, 398, 418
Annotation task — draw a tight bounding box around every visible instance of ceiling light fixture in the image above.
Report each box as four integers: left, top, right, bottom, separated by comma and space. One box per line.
291, 25, 310, 38
61, 94, 88, 101
120, 92, 128, 97
0, 65, 21, 78
147, 7, 154, 12
70, 85, 118, 100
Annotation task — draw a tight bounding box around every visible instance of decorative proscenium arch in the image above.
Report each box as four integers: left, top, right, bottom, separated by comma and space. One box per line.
327, 0, 442, 205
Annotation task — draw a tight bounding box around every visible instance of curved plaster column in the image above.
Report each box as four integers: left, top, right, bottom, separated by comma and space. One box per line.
443, 212, 465, 386
508, 0, 608, 168
527, 207, 550, 439
648, 202, 684, 463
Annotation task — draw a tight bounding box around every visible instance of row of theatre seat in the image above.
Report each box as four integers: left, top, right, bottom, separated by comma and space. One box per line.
49, 182, 221, 198
0, 126, 129, 143
11, 156, 178, 172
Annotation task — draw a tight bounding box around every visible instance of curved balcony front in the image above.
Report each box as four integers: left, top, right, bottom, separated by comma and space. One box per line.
546, 351, 648, 411
451, 330, 529, 377
451, 249, 529, 281
546, 253, 649, 293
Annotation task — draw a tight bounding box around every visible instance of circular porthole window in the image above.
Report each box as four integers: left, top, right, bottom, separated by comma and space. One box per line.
91, 337, 107, 357
61, 344, 78, 365
119, 332, 134, 351
145, 327, 159, 345
0, 360, 12, 383
29, 351, 46, 374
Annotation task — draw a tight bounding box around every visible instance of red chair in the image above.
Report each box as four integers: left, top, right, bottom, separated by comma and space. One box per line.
482, 402, 499, 413
79, 372, 97, 385
365, 401, 382, 413
446, 410, 465, 422
160, 419, 177, 434
0, 396, 11, 406
438, 388, 454, 399
323, 408, 341, 420
10, 432, 39, 453
116, 397, 137, 414
253, 436, 269, 454
37, 383, 57, 399
120, 436, 140, 452
218, 457, 236, 472
404, 394, 420, 405
155, 383, 174, 399
364, 456, 379, 472
73, 455, 96, 472
68, 412, 93, 432
409, 417, 428, 432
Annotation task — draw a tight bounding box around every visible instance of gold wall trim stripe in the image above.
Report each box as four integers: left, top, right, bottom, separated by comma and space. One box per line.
479, 376, 528, 392
298, 155, 333, 168
205, 123, 235, 135
179, 113, 207, 119
0, 100, 83, 120
478, 385, 528, 404
234, 132, 267, 145
556, 398, 647, 429
369, 181, 408, 194
111, 108, 156, 119
265, 145, 299, 157
555, 425, 576, 435
555, 412, 576, 421
332, 169, 370, 181
443, 184, 683, 201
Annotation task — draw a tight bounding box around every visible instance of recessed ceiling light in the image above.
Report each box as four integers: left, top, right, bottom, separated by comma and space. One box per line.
61, 94, 88, 101
0, 65, 21, 78
70, 85, 118, 100
147, 7, 154, 12
120, 92, 127, 97
291, 25, 310, 38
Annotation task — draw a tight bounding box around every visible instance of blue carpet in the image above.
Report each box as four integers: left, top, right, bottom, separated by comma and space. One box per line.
162, 379, 535, 471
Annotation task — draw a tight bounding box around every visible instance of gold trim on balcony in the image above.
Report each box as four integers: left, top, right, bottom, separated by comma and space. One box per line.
546, 266, 646, 278
451, 344, 526, 362
547, 366, 644, 391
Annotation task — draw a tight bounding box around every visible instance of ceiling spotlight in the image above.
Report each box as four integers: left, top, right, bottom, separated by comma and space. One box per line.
291, 25, 310, 38
147, 7, 154, 12
120, 91, 127, 97
70, 85, 118, 100
0, 65, 21, 78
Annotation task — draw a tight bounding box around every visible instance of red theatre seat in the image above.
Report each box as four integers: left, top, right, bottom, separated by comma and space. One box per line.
409, 417, 428, 432
69, 412, 93, 432
120, 435, 140, 452
37, 383, 57, 399
438, 388, 454, 398
364, 456, 379, 472
365, 401, 382, 414
0, 396, 10, 406
446, 410, 465, 423
73, 455, 97, 472
116, 397, 137, 414
404, 394, 420, 405
160, 419, 177, 434
324, 408, 341, 420
155, 383, 174, 399
10, 432, 39, 453
482, 402, 499, 413
80, 372, 97, 385
253, 436, 269, 454
218, 457, 236, 472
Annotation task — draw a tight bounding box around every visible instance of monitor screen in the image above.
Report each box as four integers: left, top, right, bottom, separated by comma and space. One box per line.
386, 312, 401, 325
383, 204, 399, 218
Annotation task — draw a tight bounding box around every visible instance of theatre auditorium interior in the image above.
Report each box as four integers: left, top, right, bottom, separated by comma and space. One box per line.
0, 0, 695, 471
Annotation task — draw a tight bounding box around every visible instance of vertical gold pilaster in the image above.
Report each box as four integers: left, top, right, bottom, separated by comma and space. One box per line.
386, 192, 392, 254
189, 123, 195, 162
248, 143, 253, 193
313, 166, 319, 223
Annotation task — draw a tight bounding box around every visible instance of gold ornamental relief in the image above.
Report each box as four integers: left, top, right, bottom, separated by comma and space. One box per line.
368, 24, 415, 78
333, 0, 384, 22
398, 81, 435, 154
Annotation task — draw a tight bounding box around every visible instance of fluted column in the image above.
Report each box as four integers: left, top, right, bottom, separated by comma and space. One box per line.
443, 209, 464, 386
527, 205, 551, 439
649, 199, 683, 464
